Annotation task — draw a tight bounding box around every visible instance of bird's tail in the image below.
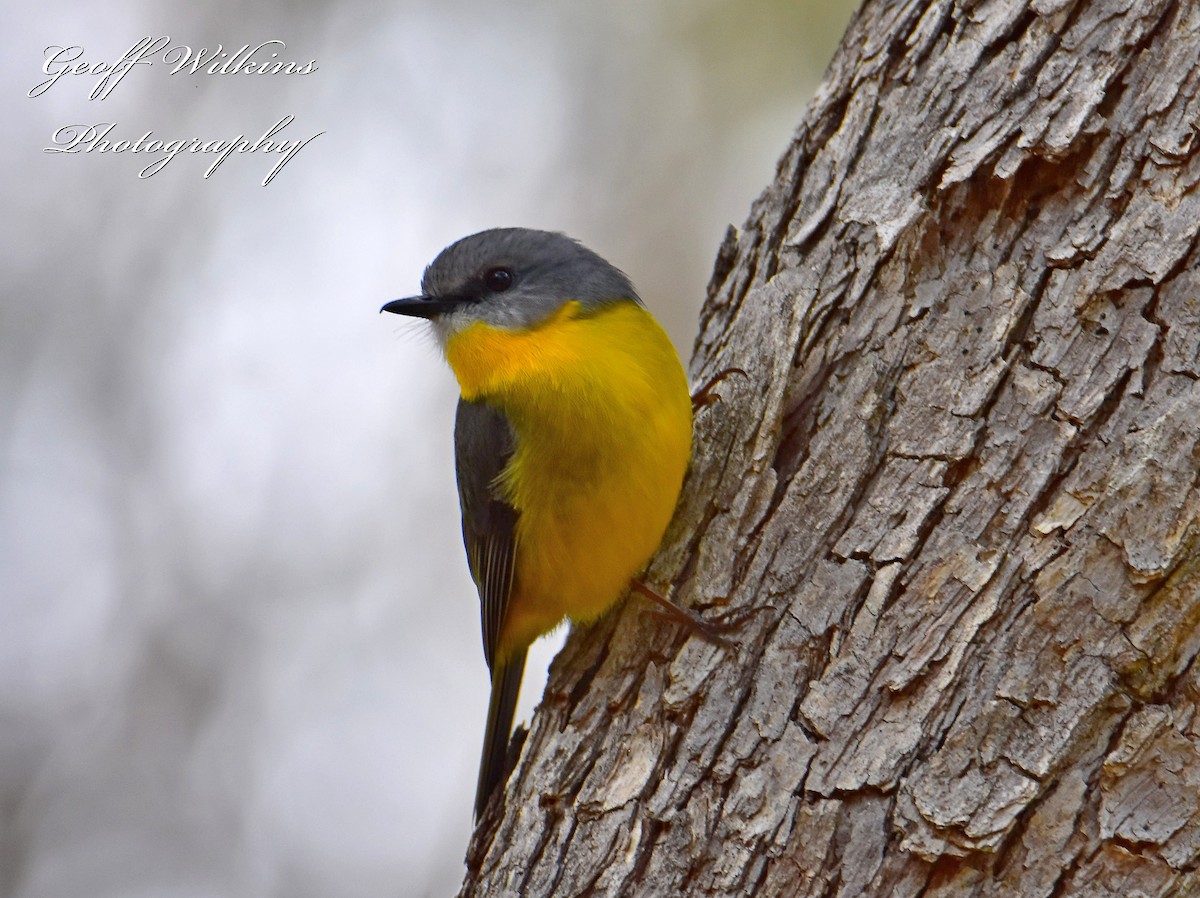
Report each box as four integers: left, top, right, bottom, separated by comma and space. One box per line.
474, 647, 527, 820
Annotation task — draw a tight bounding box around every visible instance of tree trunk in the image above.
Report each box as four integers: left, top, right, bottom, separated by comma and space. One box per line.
458, 0, 1200, 895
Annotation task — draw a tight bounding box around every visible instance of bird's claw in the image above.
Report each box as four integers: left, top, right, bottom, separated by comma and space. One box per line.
691, 367, 749, 412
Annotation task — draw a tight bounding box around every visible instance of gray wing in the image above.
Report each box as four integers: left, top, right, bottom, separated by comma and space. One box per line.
454, 398, 518, 673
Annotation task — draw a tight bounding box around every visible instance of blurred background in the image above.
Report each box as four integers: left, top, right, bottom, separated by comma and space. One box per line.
2, 1, 856, 895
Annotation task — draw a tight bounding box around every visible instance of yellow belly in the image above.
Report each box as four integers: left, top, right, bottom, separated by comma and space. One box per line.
445, 300, 693, 657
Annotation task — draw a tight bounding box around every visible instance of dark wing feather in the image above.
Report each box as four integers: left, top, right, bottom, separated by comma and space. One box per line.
454, 398, 518, 672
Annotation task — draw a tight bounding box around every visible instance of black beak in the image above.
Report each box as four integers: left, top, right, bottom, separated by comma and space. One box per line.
380, 295, 456, 319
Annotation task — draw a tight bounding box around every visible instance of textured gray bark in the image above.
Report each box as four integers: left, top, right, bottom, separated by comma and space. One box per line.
458, 0, 1200, 895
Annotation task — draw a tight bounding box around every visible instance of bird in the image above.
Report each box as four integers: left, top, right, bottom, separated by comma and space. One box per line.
382, 227, 697, 821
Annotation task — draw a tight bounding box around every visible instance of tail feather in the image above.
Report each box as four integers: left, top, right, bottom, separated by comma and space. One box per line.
474, 648, 527, 820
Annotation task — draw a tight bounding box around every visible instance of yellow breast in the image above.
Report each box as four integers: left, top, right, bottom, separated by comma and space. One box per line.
445, 299, 693, 655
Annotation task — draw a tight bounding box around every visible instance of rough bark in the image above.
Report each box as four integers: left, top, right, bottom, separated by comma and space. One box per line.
458, 0, 1200, 895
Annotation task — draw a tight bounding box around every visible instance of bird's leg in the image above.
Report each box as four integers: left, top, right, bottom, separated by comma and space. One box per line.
629, 579, 740, 650
691, 367, 749, 413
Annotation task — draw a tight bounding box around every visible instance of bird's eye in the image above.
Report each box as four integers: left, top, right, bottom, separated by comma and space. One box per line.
484, 267, 514, 292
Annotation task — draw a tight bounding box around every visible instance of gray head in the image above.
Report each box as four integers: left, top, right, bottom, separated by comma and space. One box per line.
381, 228, 640, 345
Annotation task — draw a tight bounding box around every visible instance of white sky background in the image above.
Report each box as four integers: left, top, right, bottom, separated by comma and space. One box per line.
2, 1, 855, 895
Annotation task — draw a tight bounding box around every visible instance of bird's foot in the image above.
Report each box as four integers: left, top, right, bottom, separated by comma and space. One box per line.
691, 367, 748, 413
630, 579, 757, 650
